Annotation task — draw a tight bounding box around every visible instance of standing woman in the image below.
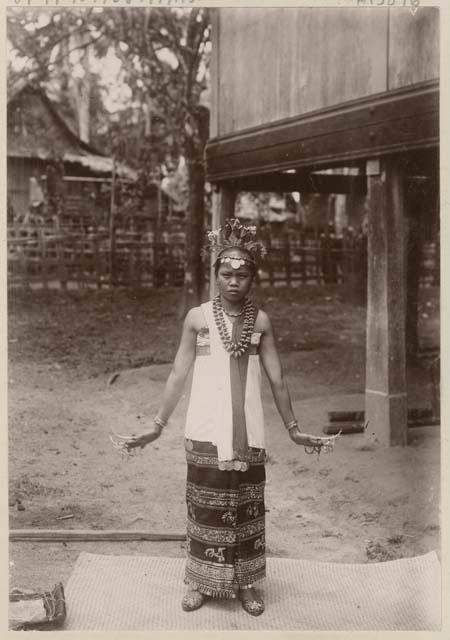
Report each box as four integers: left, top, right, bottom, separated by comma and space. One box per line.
125, 219, 337, 616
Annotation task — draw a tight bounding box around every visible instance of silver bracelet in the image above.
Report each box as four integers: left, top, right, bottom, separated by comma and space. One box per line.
153, 416, 167, 429
285, 420, 298, 432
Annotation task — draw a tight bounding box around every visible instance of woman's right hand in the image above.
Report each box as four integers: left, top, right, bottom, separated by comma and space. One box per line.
125, 424, 163, 451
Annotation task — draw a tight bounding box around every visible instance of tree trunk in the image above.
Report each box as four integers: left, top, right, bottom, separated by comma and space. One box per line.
180, 106, 210, 317
69, 32, 91, 143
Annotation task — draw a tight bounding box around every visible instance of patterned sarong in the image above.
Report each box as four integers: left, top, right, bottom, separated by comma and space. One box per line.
184, 440, 266, 599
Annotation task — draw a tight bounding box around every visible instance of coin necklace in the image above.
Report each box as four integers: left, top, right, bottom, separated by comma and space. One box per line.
212, 294, 256, 358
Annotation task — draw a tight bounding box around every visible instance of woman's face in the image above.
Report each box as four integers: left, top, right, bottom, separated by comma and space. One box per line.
216, 259, 253, 304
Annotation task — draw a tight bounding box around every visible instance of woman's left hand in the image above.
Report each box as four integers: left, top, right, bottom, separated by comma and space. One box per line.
289, 428, 339, 452
288, 428, 317, 446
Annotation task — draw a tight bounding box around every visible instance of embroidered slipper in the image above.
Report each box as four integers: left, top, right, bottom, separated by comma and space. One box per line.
239, 587, 265, 616
181, 589, 205, 612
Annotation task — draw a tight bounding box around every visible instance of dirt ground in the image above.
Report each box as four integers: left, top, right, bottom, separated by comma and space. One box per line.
7, 284, 440, 591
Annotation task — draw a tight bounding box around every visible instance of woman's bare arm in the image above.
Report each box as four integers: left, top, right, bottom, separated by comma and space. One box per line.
155, 308, 199, 423
127, 307, 199, 448
258, 310, 296, 426
258, 310, 332, 447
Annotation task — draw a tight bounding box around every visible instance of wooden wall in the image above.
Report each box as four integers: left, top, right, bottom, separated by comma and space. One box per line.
388, 8, 439, 90
212, 7, 439, 138
7, 158, 42, 218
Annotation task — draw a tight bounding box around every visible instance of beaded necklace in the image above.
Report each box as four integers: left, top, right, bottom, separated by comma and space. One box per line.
212, 294, 256, 358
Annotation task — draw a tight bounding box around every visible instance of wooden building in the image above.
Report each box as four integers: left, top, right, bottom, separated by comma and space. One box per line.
205, 7, 439, 445
7, 85, 136, 225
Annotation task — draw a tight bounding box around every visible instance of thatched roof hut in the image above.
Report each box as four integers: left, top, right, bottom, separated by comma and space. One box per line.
7, 84, 136, 221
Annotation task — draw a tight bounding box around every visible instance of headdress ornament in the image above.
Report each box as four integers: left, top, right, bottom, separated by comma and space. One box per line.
204, 218, 266, 269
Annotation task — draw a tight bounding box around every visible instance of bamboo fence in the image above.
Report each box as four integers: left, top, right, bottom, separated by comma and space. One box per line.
7, 224, 439, 291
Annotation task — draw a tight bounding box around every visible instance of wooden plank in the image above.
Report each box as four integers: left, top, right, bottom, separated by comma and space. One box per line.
208, 80, 437, 157
63, 176, 133, 184
329, 411, 365, 423
324, 419, 438, 436
9, 529, 186, 543
329, 408, 435, 423
229, 173, 367, 195
206, 82, 438, 181
324, 423, 366, 436
210, 110, 438, 180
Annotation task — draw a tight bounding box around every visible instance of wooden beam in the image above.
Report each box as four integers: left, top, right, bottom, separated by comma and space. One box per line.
206, 81, 438, 182
9, 529, 186, 542
365, 157, 408, 446
229, 172, 367, 195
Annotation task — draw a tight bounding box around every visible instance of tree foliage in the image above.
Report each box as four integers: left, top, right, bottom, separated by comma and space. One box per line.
8, 6, 211, 166
8, 6, 212, 306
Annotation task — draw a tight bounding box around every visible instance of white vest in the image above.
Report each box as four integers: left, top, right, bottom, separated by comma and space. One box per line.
185, 301, 265, 461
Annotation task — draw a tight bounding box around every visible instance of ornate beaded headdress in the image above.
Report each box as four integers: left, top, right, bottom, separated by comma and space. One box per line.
204, 218, 266, 269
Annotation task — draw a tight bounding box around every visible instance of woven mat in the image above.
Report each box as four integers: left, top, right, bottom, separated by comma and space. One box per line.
64, 551, 440, 630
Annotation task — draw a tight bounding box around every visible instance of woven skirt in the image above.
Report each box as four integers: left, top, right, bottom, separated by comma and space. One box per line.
184, 439, 267, 599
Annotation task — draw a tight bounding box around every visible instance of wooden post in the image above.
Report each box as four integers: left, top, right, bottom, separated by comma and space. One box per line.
285, 231, 291, 287
209, 183, 236, 298
54, 214, 67, 291
39, 228, 49, 291
299, 229, 306, 284
109, 157, 117, 289
58, 235, 67, 291
153, 185, 164, 288
79, 229, 86, 290
135, 233, 142, 291
92, 228, 102, 289
404, 177, 425, 362
128, 233, 135, 287
74, 233, 81, 289
365, 157, 408, 446
266, 233, 274, 287
313, 228, 320, 284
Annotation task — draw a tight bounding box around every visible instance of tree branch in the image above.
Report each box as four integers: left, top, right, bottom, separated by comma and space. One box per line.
35, 15, 95, 52
47, 30, 107, 70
